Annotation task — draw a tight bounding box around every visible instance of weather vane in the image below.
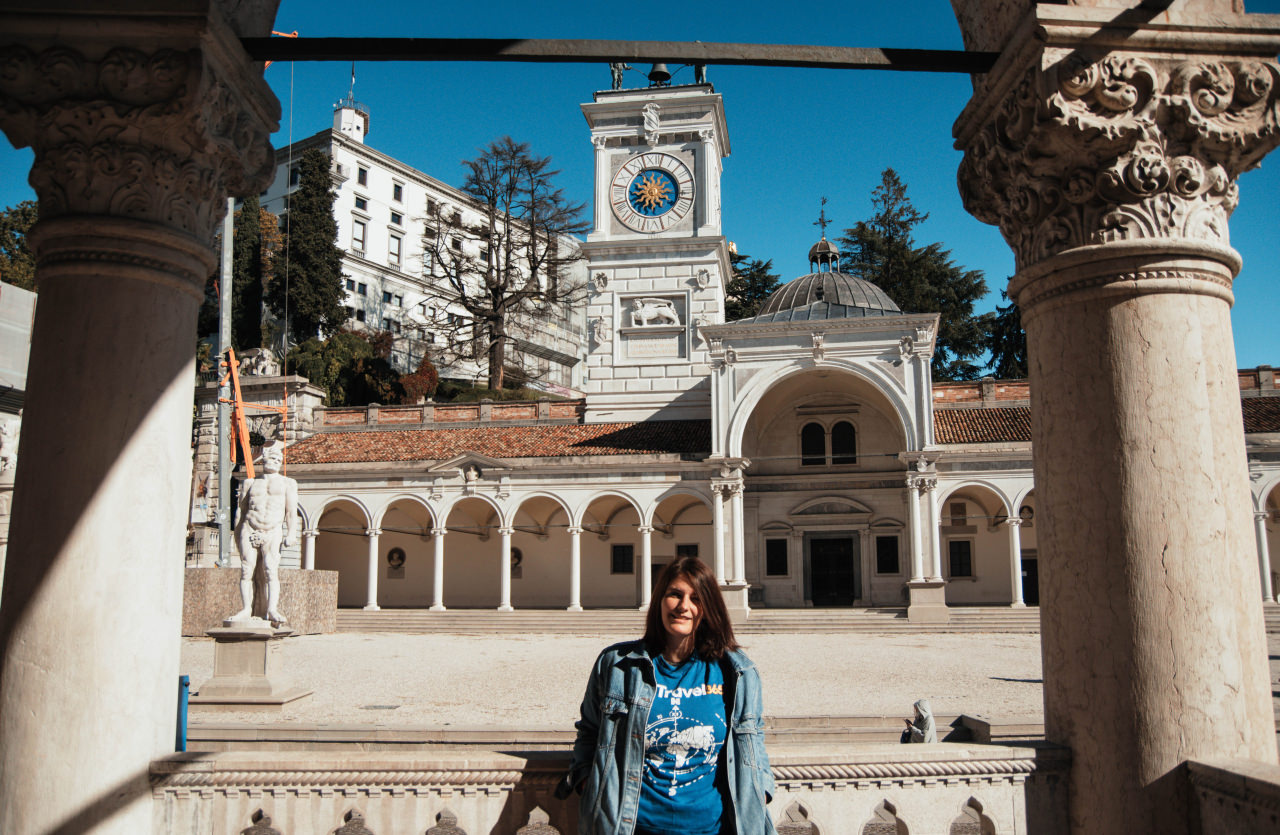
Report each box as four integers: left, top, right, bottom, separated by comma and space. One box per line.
814, 197, 830, 238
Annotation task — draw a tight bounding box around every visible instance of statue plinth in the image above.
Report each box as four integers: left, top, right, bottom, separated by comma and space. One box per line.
189, 624, 311, 711
907, 580, 951, 624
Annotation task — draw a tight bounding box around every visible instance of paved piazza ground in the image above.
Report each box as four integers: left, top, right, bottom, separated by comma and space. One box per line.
180, 631, 1280, 729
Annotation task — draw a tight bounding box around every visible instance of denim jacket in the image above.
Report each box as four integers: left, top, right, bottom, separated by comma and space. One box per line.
567, 640, 777, 835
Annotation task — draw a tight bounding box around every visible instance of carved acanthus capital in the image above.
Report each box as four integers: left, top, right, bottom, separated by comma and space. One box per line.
0, 38, 279, 248
956, 51, 1280, 273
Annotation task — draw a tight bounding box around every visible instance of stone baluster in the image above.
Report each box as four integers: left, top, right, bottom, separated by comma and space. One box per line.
0, 5, 280, 831
430, 527, 447, 611
364, 529, 381, 611
952, 4, 1280, 830
567, 525, 583, 611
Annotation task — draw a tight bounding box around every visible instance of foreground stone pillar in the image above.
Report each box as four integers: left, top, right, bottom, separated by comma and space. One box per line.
567, 525, 582, 611
952, 4, 1280, 831
0, 4, 279, 833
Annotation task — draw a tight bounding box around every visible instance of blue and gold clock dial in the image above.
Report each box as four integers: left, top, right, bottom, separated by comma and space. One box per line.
610, 153, 695, 233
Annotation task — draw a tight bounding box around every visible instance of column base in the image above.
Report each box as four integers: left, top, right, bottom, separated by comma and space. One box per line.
190, 625, 312, 711
1011, 601, 1027, 608
363, 604, 380, 611
721, 582, 751, 623
907, 580, 950, 624
497, 604, 514, 612
567, 604, 583, 612
429, 603, 446, 612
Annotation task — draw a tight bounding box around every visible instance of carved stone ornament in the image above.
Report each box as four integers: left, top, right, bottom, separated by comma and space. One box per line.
590, 316, 609, 345
696, 268, 711, 289
516, 806, 561, 835
899, 335, 915, 360
956, 52, 1280, 272
593, 271, 608, 291
0, 43, 279, 248
629, 297, 680, 327
642, 102, 661, 146
334, 808, 376, 835
811, 332, 826, 363
241, 809, 283, 835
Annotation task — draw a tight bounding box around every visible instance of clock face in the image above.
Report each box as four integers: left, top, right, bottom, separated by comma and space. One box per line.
610, 152, 695, 233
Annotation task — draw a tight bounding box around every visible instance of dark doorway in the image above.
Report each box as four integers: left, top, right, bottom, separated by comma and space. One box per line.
809, 536, 858, 606
1022, 557, 1039, 606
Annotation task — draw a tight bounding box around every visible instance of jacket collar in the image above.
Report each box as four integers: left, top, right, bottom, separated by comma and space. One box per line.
622, 640, 754, 675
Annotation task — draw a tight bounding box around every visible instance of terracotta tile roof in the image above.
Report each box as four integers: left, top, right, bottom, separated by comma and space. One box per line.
1244, 397, 1280, 433
288, 420, 713, 464
934, 407, 1032, 444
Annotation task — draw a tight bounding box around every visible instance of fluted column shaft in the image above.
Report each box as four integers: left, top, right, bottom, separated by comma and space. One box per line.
0, 8, 280, 833
953, 9, 1280, 831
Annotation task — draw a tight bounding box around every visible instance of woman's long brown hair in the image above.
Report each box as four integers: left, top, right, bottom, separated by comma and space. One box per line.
642, 556, 740, 660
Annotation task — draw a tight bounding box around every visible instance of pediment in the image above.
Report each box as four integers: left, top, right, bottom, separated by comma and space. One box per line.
789, 496, 873, 518
427, 452, 510, 474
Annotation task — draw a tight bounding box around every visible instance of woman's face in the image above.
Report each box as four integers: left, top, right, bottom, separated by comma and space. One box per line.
661, 576, 701, 644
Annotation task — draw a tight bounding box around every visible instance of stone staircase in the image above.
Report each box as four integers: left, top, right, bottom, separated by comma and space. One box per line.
336, 604, 1280, 635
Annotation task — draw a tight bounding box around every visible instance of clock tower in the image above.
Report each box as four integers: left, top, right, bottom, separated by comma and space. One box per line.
580, 80, 731, 423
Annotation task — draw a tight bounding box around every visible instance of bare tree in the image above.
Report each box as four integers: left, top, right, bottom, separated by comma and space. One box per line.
419, 137, 589, 391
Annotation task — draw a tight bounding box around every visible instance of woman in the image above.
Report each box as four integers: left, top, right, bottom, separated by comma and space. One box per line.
903, 698, 937, 743
565, 556, 776, 835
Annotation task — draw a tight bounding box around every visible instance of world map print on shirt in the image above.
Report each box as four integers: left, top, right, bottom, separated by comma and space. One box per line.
636, 654, 727, 835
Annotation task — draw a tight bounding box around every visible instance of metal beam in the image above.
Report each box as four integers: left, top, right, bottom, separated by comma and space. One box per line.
239, 37, 997, 74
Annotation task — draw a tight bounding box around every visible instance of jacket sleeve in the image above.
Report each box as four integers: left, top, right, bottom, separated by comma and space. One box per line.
743, 664, 776, 803
567, 648, 609, 788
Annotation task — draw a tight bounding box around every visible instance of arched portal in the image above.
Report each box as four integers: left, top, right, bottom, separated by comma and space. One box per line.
373, 497, 436, 608
509, 493, 573, 608
314, 497, 373, 608
650, 490, 714, 586
579, 492, 644, 608
934, 483, 1012, 605
1261, 481, 1279, 600
442, 496, 504, 608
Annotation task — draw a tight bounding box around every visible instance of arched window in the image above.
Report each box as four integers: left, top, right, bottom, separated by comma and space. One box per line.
831, 421, 857, 465
801, 422, 826, 466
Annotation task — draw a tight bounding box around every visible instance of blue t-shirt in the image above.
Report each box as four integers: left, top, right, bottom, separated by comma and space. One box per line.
636, 653, 728, 835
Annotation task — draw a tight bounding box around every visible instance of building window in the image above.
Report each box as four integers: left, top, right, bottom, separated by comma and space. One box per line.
611, 544, 634, 575
875, 535, 900, 574
423, 251, 434, 272
390, 211, 403, 226
289, 167, 300, 186
392, 294, 403, 307
801, 422, 825, 466
388, 234, 402, 268
949, 501, 968, 527
676, 544, 698, 558
344, 305, 355, 319
948, 540, 973, 578
382, 317, 392, 330
357, 166, 368, 186
479, 247, 490, 264
765, 538, 788, 577
427, 198, 439, 215
345, 279, 355, 292
355, 309, 366, 322
450, 237, 462, 252
831, 421, 857, 464
351, 219, 366, 252
382, 290, 392, 304
354, 196, 367, 211
357, 283, 367, 296
392, 183, 403, 202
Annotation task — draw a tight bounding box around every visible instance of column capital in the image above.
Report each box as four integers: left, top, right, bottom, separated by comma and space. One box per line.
908, 475, 938, 493
637, 525, 653, 535
430, 527, 448, 537
0, 12, 280, 251
1256, 511, 1272, 522
498, 525, 514, 536
301, 529, 318, 538
954, 14, 1280, 281
1004, 517, 1024, 528
365, 528, 381, 537
566, 525, 583, 536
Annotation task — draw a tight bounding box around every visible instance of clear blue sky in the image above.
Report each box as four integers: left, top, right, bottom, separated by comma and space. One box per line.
2, 0, 1276, 367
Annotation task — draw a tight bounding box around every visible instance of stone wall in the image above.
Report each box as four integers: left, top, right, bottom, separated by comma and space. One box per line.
183, 568, 337, 636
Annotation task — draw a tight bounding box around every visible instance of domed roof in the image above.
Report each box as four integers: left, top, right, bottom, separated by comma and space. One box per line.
745, 271, 901, 323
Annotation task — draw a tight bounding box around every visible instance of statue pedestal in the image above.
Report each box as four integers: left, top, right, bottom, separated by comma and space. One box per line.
721, 581, 751, 623
189, 622, 312, 711
907, 580, 950, 624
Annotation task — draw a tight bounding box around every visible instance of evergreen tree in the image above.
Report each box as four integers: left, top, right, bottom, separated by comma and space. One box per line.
839, 168, 992, 381
985, 290, 1028, 379
0, 201, 38, 291
232, 194, 265, 350
725, 252, 782, 321
289, 330, 403, 407
267, 148, 347, 342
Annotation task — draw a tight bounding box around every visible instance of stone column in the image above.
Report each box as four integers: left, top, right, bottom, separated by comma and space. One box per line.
906, 478, 925, 583
430, 527, 447, 611
729, 484, 746, 585
567, 525, 583, 611
711, 484, 727, 583
301, 529, 317, 570
498, 526, 514, 612
697, 128, 720, 236
1005, 518, 1025, 607
952, 5, 1280, 831
638, 525, 653, 609
0, 6, 279, 833
364, 529, 381, 611
592, 135, 610, 235
1254, 512, 1275, 603
921, 478, 942, 582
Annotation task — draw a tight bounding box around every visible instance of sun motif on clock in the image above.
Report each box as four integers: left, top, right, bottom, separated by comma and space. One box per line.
610, 152, 695, 233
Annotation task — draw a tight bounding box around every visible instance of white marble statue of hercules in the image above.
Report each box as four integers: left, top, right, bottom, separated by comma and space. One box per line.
229, 441, 298, 625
